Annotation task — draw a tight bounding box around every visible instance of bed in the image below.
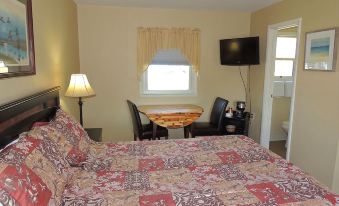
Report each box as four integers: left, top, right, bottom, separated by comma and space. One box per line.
0, 87, 338, 206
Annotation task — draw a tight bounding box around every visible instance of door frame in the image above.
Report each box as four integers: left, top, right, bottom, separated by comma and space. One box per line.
260, 18, 302, 161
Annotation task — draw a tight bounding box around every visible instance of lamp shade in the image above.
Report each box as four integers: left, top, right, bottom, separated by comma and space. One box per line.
65, 74, 95, 98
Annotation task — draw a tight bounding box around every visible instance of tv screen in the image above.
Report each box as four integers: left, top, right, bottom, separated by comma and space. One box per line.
220, 36, 260, 66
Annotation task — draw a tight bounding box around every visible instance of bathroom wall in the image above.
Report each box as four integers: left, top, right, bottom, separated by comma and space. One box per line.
270, 97, 291, 141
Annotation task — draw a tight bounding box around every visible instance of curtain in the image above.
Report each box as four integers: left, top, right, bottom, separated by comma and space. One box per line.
137, 27, 201, 78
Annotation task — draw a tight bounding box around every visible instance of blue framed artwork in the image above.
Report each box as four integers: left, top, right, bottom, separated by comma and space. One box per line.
304, 28, 338, 71
0, 0, 35, 78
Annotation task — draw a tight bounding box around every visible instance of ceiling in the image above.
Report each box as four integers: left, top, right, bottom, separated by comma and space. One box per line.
74, 0, 282, 12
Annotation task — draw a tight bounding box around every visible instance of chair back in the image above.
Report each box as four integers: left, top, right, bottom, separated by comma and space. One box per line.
127, 100, 143, 137
209, 97, 229, 130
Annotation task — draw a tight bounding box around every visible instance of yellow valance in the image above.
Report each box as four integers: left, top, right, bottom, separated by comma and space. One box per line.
137, 27, 201, 78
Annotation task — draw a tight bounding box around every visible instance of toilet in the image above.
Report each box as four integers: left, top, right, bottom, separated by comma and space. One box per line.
281, 120, 289, 134
281, 120, 289, 148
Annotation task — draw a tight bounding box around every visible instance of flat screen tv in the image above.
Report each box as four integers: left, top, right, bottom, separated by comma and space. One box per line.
220, 36, 260, 66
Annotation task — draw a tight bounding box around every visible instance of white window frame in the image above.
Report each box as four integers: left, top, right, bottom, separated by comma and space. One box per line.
274, 35, 297, 81
274, 59, 295, 81
140, 64, 197, 96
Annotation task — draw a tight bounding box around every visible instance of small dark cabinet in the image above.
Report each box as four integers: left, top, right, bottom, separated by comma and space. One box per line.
223, 112, 250, 136
85, 128, 102, 142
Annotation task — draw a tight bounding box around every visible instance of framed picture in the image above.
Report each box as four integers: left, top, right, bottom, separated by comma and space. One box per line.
0, 0, 35, 78
304, 28, 338, 71
304, 28, 339, 71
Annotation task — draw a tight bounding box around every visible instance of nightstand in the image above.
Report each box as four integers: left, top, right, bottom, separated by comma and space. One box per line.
85, 128, 102, 142
223, 112, 250, 136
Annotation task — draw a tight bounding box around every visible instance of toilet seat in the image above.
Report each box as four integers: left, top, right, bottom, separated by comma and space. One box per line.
282, 121, 289, 133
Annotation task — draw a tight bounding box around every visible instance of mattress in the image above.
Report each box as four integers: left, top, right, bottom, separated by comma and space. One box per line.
62, 135, 339, 206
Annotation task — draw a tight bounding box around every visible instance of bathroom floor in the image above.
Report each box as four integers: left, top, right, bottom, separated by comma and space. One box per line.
269, 140, 287, 159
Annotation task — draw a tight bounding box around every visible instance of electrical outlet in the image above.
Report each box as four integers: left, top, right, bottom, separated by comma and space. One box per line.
250, 113, 255, 120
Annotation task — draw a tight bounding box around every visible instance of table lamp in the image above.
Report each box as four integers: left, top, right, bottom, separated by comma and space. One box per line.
65, 74, 95, 126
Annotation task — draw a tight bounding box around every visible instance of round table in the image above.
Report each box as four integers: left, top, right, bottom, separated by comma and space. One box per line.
138, 104, 204, 139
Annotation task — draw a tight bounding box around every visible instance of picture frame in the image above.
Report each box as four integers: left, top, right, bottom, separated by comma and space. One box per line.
0, 0, 35, 78
304, 28, 338, 71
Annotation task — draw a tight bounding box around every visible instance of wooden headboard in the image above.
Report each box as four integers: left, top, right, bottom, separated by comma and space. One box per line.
0, 87, 61, 149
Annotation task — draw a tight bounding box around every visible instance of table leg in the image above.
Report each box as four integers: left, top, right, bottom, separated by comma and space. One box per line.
184, 125, 190, 138
152, 123, 157, 140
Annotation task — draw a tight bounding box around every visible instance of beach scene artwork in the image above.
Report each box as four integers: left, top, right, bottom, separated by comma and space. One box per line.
305, 29, 336, 71
0, 0, 29, 66
310, 37, 330, 60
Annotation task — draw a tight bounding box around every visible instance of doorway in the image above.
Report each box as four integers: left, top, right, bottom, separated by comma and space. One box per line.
260, 18, 302, 161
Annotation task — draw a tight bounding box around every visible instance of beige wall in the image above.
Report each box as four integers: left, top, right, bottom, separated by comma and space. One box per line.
250, 0, 339, 191
270, 97, 290, 141
77, 5, 251, 142
0, 0, 80, 117
334, 140, 339, 192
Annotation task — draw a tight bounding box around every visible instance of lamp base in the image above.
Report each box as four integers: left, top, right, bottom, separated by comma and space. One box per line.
78, 97, 83, 126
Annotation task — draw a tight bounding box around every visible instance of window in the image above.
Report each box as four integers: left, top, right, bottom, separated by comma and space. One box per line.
141, 64, 196, 95
140, 50, 197, 96
274, 60, 294, 76
272, 33, 297, 98
274, 37, 297, 77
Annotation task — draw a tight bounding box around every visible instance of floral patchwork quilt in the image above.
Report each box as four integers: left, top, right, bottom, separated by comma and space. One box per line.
62, 136, 339, 206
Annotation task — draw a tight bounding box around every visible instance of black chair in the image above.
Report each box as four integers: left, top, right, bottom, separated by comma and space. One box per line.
189, 97, 229, 138
127, 100, 168, 141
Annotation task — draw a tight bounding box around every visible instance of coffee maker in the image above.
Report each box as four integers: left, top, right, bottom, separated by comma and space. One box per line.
235, 101, 246, 118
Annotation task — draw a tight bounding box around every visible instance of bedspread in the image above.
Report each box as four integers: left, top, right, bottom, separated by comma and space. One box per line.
62, 136, 339, 206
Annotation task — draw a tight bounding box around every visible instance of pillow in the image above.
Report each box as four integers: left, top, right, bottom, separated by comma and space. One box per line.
31, 121, 49, 128
31, 124, 88, 167
0, 131, 69, 205
81, 155, 112, 172
48, 109, 92, 166
51, 109, 92, 147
